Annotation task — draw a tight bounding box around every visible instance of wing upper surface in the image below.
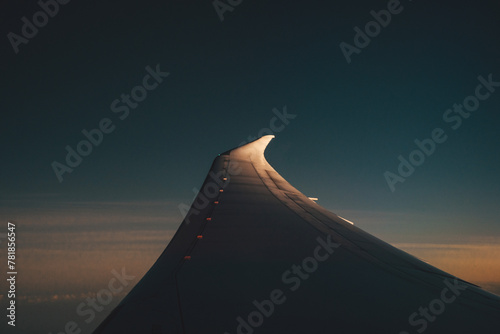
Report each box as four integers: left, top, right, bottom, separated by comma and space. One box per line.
94, 135, 500, 334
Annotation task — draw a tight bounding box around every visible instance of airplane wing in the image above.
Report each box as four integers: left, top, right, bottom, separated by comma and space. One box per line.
94, 135, 500, 334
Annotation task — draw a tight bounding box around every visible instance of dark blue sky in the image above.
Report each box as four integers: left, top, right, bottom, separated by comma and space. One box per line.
1, 1, 500, 332
2, 0, 499, 230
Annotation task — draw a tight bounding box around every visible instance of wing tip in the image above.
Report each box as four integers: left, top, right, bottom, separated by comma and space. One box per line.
220, 135, 275, 157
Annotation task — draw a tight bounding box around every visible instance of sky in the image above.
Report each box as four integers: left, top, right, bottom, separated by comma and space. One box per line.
1, 0, 500, 333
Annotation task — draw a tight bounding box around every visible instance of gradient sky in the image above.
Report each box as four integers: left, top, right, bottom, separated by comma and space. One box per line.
1, 1, 500, 333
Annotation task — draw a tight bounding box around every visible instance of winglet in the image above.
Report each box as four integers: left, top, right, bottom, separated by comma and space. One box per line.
220, 135, 275, 162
